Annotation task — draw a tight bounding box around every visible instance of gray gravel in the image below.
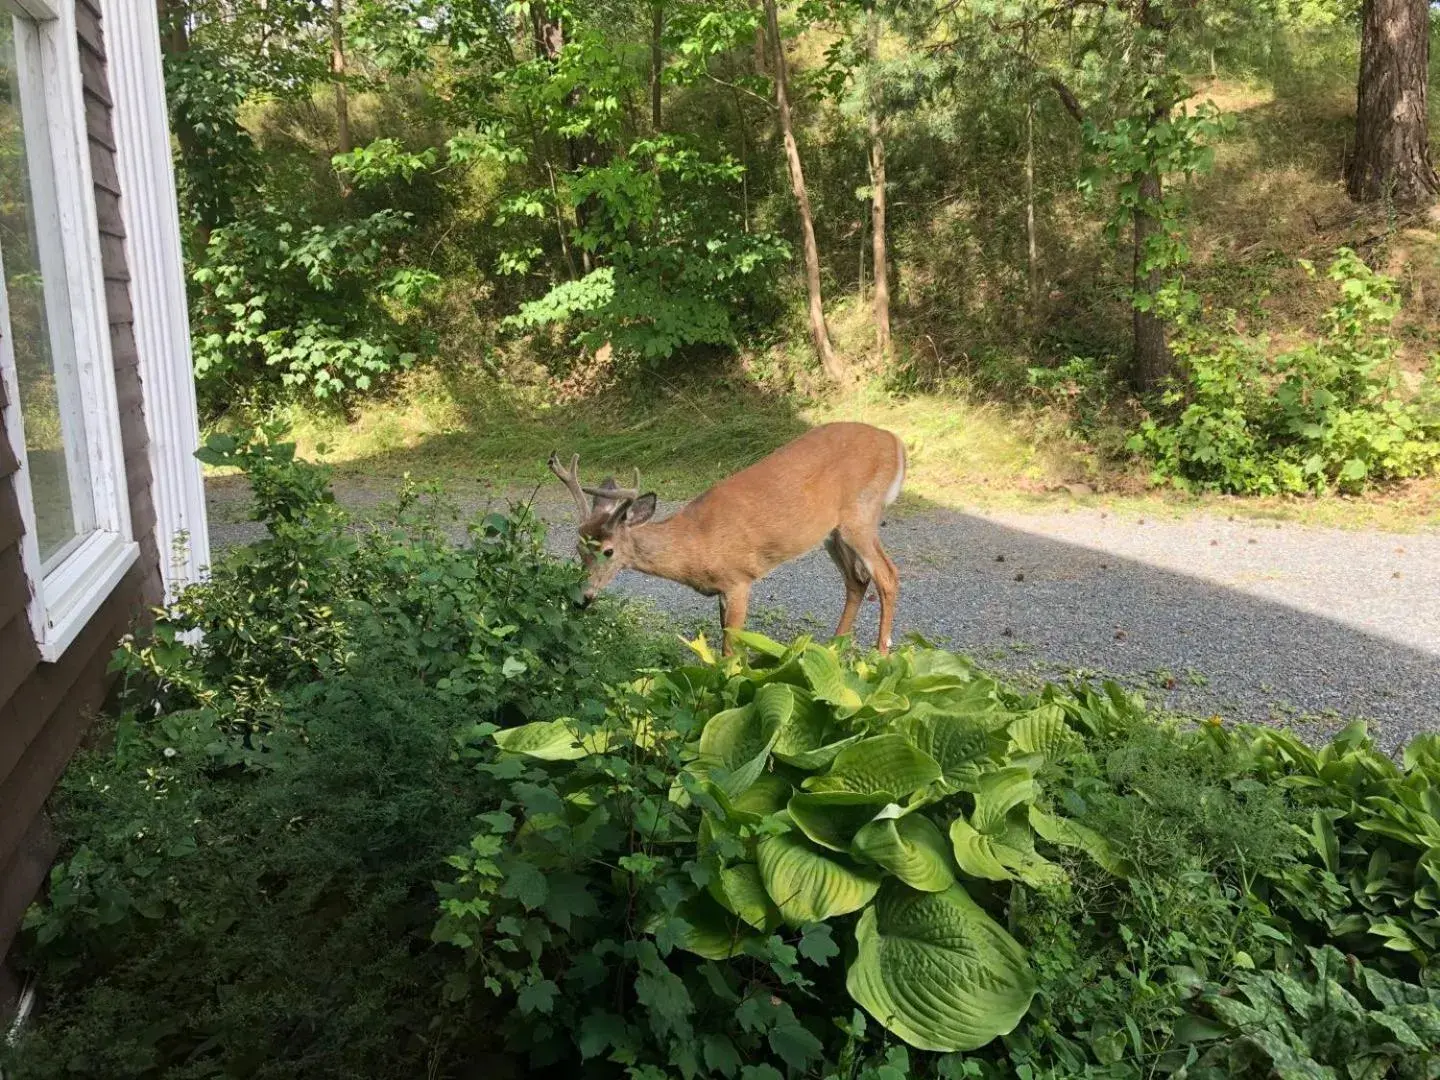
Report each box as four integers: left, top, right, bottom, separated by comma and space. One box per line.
207, 476, 1440, 751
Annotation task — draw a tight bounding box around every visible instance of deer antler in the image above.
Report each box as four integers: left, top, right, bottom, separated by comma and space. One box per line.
548, 451, 591, 520
582, 467, 642, 505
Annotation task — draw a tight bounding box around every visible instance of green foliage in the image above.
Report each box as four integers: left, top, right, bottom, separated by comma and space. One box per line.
1080, 103, 1232, 299
504, 137, 790, 363
1133, 250, 1440, 493
190, 208, 437, 403
1218, 722, 1440, 972
8, 676, 493, 1079
12, 599, 1440, 1078
1181, 946, 1440, 1077
3, 431, 675, 1080
150, 425, 665, 731
433, 634, 1440, 1076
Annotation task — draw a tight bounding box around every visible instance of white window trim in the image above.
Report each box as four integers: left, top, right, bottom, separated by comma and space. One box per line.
101, 0, 211, 600
0, 0, 138, 661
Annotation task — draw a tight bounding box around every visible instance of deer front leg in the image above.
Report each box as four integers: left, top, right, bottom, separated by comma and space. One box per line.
718, 583, 751, 656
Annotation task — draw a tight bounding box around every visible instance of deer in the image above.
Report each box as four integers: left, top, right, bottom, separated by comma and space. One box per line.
548, 422, 905, 655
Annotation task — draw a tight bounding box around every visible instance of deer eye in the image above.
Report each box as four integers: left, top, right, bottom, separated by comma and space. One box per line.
602, 546, 615, 558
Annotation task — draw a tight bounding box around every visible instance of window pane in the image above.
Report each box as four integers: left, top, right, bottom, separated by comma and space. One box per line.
0, 13, 94, 567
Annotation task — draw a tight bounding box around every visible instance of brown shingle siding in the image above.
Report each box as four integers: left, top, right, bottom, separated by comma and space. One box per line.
98, 232, 129, 281
85, 93, 116, 152
76, 47, 111, 108
75, 5, 105, 60
0, 610, 39, 707
0, 813, 58, 968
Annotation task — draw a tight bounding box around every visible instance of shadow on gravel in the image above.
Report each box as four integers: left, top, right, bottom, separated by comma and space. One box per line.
206, 466, 1440, 753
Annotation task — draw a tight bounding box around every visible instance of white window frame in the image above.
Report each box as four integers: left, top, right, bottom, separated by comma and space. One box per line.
0, 0, 138, 661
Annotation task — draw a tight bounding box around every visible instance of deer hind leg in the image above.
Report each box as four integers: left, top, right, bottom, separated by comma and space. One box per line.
718, 582, 751, 656
837, 525, 899, 655
825, 530, 870, 640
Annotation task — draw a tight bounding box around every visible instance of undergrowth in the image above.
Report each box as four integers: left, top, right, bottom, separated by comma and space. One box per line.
6, 439, 1440, 1079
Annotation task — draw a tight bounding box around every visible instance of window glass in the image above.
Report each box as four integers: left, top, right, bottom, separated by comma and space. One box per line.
0, 11, 94, 568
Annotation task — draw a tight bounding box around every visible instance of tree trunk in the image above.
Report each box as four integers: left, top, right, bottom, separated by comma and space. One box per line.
866, 11, 890, 360
331, 0, 350, 157
752, 0, 767, 74
1023, 22, 1038, 310
1346, 0, 1439, 204
650, 0, 664, 130
532, 0, 597, 272
1129, 0, 1173, 393
764, 0, 844, 381
1131, 169, 1171, 393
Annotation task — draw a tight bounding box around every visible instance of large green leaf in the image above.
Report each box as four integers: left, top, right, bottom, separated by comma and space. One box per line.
697, 702, 780, 798
788, 791, 894, 851
903, 706, 1001, 793
757, 830, 882, 925
800, 647, 865, 712
699, 704, 766, 763
1008, 706, 1080, 766
732, 773, 793, 818
949, 817, 1020, 882
777, 734, 864, 771
846, 881, 1036, 1052
852, 809, 955, 892
664, 895, 760, 960
728, 629, 789, 659
804, 735, 942, 798
971, 767, 1038, 833
950, 772, 1063, 887
772, 687, 830, 759
713, 863, 782, 932
492, 718, 594, 761
754, 682, 795, 733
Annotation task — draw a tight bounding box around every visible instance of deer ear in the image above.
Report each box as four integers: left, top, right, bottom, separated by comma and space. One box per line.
625, 493, 657, 526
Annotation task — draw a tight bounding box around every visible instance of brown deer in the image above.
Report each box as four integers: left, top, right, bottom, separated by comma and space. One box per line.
549, 422, 905, 654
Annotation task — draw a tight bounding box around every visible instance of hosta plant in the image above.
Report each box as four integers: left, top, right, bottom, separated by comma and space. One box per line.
491, 632, 1128, 1054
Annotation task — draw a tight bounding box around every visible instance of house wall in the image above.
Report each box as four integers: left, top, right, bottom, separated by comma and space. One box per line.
0, 0, 161, 968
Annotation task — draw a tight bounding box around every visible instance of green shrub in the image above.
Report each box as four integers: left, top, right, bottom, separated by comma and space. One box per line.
1179, 945, 1440, 1078
140, 425, 671, 733
1, 431, 675, 1080
190, 207, 438, 406
437, 636, 1440, 1078
1132, 249, 1440, 494
10, 503, 1440, 1079
8, 677, 497, 1079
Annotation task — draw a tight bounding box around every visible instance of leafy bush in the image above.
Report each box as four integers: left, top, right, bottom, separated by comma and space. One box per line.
3, 431, 675, 1079
1179, 945, 1440, 1077
501, 137, 790, 366
143, 426, 666, 731
10, 461, 1440, 1078
190, 207, 438, 405
8, 677, 495, 1079
434, 632, 1440, 1078
1132, 250, 1440, 494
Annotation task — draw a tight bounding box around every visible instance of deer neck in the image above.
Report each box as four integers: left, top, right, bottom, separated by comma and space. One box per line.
629, 517, 705, 589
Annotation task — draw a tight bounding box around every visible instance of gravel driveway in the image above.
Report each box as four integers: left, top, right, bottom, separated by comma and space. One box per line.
208, 476, 1440, 751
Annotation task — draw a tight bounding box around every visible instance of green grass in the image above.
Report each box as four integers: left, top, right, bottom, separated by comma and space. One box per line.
259, 364, 1440, 531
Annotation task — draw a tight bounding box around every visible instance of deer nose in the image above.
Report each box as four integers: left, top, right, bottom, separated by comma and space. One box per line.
577, 590, 595, 609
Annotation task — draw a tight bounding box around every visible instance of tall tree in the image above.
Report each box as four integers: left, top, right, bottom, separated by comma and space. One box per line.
763, 0, 845, 381
1126, 0, 1174, 393
865, 6, 891, 359
650, 0, 664, 129
331, 0, 351, 155
1346, 0, 1438, 204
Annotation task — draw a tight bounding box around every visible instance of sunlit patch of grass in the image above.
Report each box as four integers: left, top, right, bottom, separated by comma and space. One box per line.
246, 360, 1440, 531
